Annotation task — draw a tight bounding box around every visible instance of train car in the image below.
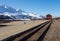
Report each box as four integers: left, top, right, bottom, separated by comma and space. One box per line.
46, 14, 52, 20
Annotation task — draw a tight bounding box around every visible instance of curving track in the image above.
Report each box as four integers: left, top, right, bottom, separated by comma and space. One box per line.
1, 21, 52, 41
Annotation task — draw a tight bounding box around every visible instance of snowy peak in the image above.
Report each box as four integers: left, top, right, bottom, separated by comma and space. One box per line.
0, 5, 17, 13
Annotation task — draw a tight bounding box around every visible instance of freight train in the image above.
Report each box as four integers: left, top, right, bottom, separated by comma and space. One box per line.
46, 14, 52, 20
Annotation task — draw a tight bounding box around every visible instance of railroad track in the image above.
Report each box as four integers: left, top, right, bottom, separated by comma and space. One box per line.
1, 21, 52, 41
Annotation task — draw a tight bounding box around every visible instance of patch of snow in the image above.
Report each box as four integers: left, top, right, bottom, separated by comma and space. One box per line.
5, 5, 7, 8
22, 12, 28, 15
4, 12, 11, 16
16, 8, 19, 11
29, 13, 36, 17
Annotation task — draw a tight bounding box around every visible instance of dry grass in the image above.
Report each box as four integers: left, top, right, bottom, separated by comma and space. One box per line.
0, 20, 47, 40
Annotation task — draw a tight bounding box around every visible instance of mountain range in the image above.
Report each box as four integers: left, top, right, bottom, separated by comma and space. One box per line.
0, 5, 41, 20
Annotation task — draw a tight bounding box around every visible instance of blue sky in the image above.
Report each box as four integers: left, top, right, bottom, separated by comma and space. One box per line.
0, 0, 60, 17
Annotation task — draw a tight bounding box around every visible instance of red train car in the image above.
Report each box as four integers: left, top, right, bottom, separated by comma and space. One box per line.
46, 14, 52, 20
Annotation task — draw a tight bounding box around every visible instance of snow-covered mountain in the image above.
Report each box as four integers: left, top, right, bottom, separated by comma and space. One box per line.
0, 5, 41, 20
0, 5, 17, 13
